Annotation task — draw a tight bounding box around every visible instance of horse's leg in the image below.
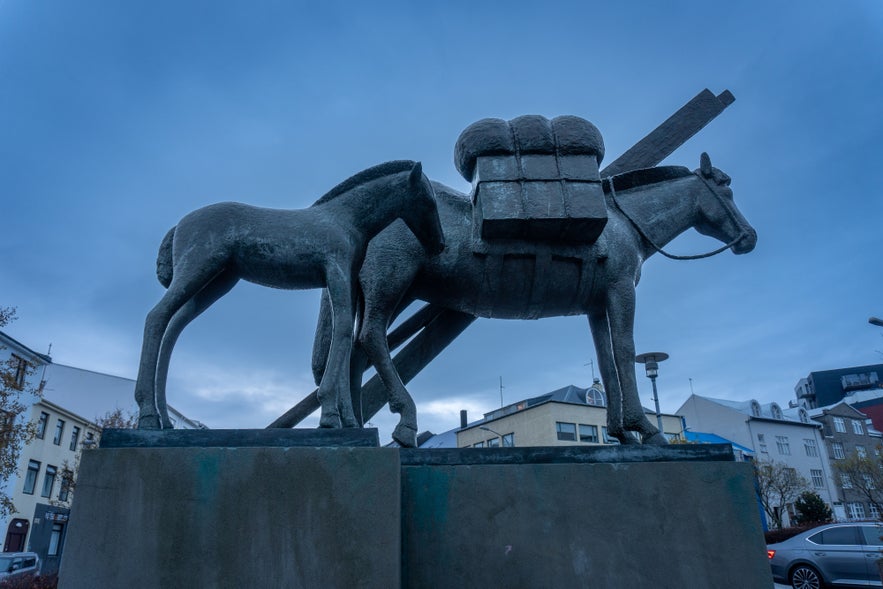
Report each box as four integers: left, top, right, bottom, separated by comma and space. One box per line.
134, 263, 220, 429
606, 281, 666, 445
317, 268, 358, 429
155, 270, 239, 428
586, 307, 634, 445
360, 293, 419, 447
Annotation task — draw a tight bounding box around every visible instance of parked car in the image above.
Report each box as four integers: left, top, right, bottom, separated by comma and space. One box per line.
768, 522, 883, 588
0, 551, 40, 582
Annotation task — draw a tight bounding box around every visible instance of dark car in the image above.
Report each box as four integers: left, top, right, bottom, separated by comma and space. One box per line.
768, 522, 883, 588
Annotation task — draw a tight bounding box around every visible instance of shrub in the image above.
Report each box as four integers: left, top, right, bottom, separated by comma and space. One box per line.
764, 525, 817, 545
0, 574, 58, 589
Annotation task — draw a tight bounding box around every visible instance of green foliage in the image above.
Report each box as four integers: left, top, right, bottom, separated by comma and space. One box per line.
793, 491, 833, 526
0, 306, 43, 520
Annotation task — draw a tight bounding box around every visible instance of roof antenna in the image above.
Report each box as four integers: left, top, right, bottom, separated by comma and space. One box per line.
585, 359, 595, 381
499, 376, 504, 408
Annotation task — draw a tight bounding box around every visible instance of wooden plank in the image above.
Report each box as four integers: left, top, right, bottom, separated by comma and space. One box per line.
601, 89, 735, 177
267, 306, 472, 429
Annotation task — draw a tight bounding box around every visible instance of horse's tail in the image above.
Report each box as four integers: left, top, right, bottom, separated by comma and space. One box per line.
156, 226, 176, 288
311, 289, 333, 385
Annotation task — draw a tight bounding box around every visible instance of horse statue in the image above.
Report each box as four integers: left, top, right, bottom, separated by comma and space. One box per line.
312, 153, 756, 447
134, 160, 445, 430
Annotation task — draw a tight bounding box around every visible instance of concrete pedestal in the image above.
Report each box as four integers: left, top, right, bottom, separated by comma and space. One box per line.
59, 435, 772, 588
59, 434, 400, 589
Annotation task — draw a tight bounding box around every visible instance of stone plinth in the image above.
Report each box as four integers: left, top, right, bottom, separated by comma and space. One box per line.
400, 445, 772, 589
59, 432, 399, 589
59, 437, 772, 589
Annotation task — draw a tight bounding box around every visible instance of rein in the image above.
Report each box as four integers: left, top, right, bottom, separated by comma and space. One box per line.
604, 174, 748, 261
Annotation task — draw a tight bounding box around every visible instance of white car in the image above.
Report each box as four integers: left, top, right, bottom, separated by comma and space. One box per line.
0, 552, 40, 581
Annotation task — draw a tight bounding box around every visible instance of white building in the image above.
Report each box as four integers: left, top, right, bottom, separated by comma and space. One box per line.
0, 329, 205, 572
677, 394, 838, 526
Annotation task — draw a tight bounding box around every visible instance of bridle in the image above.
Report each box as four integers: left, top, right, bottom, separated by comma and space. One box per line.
604, 172, 750, 261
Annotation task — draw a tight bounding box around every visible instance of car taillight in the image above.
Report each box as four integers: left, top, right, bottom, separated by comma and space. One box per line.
767, 550, 776, 559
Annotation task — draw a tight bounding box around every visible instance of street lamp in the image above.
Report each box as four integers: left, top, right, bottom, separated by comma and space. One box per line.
635, 352, 669, 433
870, 317, 883, 328
479, 425, 506, 447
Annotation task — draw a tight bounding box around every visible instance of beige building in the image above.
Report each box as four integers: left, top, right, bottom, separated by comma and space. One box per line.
454, 382, 684, 449
4, 399, 100, 558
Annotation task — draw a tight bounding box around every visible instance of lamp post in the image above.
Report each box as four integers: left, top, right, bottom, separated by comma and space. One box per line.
870, 317, 883, 328
480, 425, 506, 447
635, 352, 669, 433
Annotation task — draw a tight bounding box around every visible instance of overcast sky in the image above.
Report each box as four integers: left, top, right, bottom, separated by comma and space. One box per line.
2, 1, 882, 442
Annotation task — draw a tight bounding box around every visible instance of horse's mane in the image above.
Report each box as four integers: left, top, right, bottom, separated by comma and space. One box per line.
604, 165, 692, 193
312, 160, 416, 206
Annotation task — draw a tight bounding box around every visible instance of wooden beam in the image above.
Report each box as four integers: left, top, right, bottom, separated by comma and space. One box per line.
601, 89, 734, 177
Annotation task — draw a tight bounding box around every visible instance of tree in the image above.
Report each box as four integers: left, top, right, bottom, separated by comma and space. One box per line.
0, 306, 44, 519
793, 491, 833, 526
93, 407, 139, 431
754, 458, 810, 529
833, 449, 883, 519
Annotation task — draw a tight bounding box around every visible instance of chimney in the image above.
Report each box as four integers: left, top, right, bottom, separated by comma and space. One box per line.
460, 410, 468, 429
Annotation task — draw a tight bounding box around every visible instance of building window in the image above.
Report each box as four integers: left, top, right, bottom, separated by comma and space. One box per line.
857, 446, 867, 459
47, 523, 64, 557
804, 439, 818, 457
775, 436, 791, 455
847, 502, 866, 520
834, 417, 846, 433
41, 465, 57, 498
579, 424, 599, 443
750, 401, 761, 417
473, 441, 485, 448
36, 412, 49, 439
9, 354, 27, 389
69, 426, 81, 451
853, 420, 865, 435
585, 388, 605, 406
810, 469, 824, 489
759, 443, 768, 453
841, 473, 853, 489
23, 460, 40, 495
556, 422, 576, 441
53, 419, 65, 445
487, 437, 500, 448
871, 503, 881, 520
833, 442, 845, 459
502, 433, 514, 447
58, 469, 73, 502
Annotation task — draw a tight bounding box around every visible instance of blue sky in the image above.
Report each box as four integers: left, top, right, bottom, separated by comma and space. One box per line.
2, 1, 882, 441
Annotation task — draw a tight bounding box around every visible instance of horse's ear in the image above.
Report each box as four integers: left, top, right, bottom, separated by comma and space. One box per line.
700, 152, 712, 177
409, 162, 423, 186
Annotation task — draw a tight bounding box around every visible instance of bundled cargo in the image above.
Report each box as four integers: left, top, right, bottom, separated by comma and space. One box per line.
454, 115, 607, 243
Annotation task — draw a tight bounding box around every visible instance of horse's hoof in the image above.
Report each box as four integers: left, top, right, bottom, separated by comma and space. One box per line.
319, 414, 341, 429
643, 432, 669, 445
393, 424, 418, 448
138, 414, 161, 430
618, 435, 641, 445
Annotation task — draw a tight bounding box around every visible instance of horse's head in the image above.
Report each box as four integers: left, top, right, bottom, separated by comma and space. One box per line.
403, 162, 446, 256
693, 153, 757, 255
